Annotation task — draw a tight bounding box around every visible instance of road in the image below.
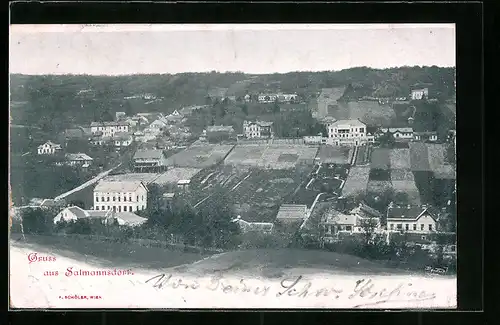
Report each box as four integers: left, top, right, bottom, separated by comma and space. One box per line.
53, 164, 121, 201
300, 192, 325, 230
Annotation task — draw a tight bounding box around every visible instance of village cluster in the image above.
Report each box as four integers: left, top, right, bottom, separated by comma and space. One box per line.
20, 84, 456, 259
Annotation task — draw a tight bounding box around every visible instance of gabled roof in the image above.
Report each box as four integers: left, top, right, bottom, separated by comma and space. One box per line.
67, 206, 89, 219
133, 149, 164, 160
114, 212, 147, 226
276, 204, 307, 221
322, 208, 356, 225
94, 180, 146, 193
387, 205, 438, 221
381, 127, 414, 134
330, 119, 366, 128
38, 141, 61, 149
66, 153, 93, 161
351, 203, 383, 218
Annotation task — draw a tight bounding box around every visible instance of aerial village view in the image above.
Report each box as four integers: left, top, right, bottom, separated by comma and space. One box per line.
9, 24, 457, 308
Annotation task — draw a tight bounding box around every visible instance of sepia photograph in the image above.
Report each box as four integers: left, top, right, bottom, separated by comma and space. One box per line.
9, 23, 457, 309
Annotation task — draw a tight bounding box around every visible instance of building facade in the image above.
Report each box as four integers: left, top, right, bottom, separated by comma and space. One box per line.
93, 180, 148, 213
37, 141, 62, 155
243, 120, 274, 139
90, 121, 130, 137
411, 88, 429, 100
133, 149, 166, 172
386, 204, 438, 233
324, 119, 375, 146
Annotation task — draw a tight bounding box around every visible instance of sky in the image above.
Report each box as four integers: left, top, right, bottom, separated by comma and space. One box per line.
9, 24, 455, 75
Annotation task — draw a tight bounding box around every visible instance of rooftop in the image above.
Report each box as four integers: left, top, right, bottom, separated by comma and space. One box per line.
276, 204, 308, 221
90, 121, 129, 127
133, 149, 164, 160
329, 119, 366, 128
66, 153, 93, 161
322, 208, 357, 225
387, 204, 438, 221
94, 180, 146, 193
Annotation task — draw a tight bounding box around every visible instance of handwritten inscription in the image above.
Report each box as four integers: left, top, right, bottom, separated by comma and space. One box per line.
145, 274, 438, 307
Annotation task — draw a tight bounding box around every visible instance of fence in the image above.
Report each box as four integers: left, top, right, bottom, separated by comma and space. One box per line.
12, 231, 226, 254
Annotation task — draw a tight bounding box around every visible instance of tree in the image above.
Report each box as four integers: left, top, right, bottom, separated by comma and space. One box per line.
69, 200, 86, 209
378, 132, 396, 148
241, 103, 249, 116
272, 99, 280, 114
21, 208, 54, 234
359, 217, 379, 247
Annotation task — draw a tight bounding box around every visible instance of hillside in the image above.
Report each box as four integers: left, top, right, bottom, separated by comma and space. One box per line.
9, 66, 455, 135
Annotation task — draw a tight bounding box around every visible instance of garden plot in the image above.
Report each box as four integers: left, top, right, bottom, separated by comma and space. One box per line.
165, 144, 235, 168
224, 145, 267, 166
366, 180, 392, 193
342, 166, 370, 197
389, 148, 411, 169
316, 145, 353, 164
370, 148, 391, 170
153, 168, 202, 185
409, 142, 431, 171
355, 145, 372, 166
426, 144, 455, 180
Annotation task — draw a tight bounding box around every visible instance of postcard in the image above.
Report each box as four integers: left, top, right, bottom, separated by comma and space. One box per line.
9, 23, 457, 309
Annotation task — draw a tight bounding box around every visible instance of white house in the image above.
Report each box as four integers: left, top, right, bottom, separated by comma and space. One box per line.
112, 132, 133, 147
90, 121, 129, 137
386, 203, 438, 233
411, 88, 429, 100
65, 153, 93, 167
243, 120, 274, 139
244, 94, 251, 102
54, 206, 147, 227
93, 180, 148, 213
321, 205, 382, 240
379, 127, 414, 141
37, 141, 62, 155
231, 216, 274, 234
324, 119, 375, 146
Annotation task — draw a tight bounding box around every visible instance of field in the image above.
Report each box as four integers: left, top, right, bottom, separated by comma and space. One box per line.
389, 148, 411, 169
331, 101, 396, 127
409, 143, 455, 180
224, 144, 319, 170
315, 87, 345, 118
370, 148, 391, 170
316, 145, 353, 164
165, 144, 235, 168
366, 180, 392, 193
342, 166, 370, 197
354, 145, 372, 165
154, 168, 202, 185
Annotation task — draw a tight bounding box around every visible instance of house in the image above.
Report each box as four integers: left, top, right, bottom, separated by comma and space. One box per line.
112, 132, 133, 147
379, 127, 414, 141
53, 206, 146, 227
244, 94, 251, 102
231, 216, 274, 234
149, 117, 169, 130
115, 112, 126, 121
205, 125, 236, 143
275, 204, 308, 224
414, 131, 438, 142
243, 120, 274, 139
53, 206, 111, 224
37, 141, 62, 155
65, 153, 93, 167
258, 94, 278, 103
320, 206, 382, 242
90, 121, 130, 137
133, 149, 166, 172
177, 179, 190, 191
411, 88, 429, 100
386, 203, 438, 233
110, 211, 147, 227
93, 180, 148, 213
323, 119, 375, 146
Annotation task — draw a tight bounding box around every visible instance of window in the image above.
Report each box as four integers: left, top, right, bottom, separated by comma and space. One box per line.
405, 224, 409, 231
96, 206, 99, 210
360, 128, 364, 133
396, 224, 403, 230
421, 224, 425, 230
107, 197, 110, 202
129, 197, 132, 201
113, 197, 116, 201
141, 196, 144, 201
129, 206, 132, 212
102, 205, 105, 210
413, 224, 417, 231
118, 206, 121, 212
428, 224, 433, 231
118, 197, 121, 202
390, 224, 394, 230
137, 196, 139, 201
96, 197, 99, 202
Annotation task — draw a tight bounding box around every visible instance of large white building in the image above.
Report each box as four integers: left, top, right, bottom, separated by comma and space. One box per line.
243, 120, 274, 139
90, 121, 130, 137
37, 141, 62, 155
93, 180, 148, 213
411, 88, 429, 100
324, 119, 374, 146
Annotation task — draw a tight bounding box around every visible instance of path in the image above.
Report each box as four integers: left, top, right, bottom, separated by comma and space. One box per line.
300, 192, 325, 230
53, 164, 121, 201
